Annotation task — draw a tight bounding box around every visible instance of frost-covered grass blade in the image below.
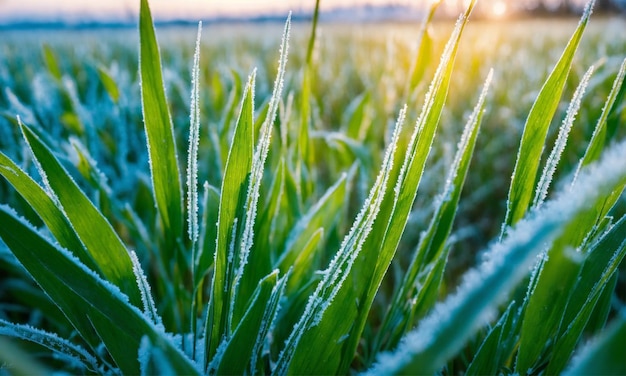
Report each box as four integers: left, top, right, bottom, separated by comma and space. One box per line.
502, 0, 596, 232
20, 121, 141, 307
367, 139, 626, 375
0, 206, 199, 375
139, 0, 183, 245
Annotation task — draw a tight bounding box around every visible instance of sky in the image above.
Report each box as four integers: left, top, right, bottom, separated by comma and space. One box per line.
0, 0, 433, 23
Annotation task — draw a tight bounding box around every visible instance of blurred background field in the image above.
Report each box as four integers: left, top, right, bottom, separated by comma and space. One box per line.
1, 14, 624, 262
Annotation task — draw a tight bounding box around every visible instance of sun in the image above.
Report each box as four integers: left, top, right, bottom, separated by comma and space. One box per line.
491, 0, 508, 18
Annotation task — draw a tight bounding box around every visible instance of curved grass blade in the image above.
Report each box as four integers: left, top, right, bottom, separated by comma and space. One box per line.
0, 150, 95, 272
562, 310, 626, 376
0, 319, 101, 373
533, 65, 594, 209
0, 206, 200, 375
366, 139, 626, 375
516, 120, 626, 375
209, 271, 283, 375
405, 0, 440, 100
20, 122, 141, 307
276, 170, 349, 272
573, 57, 626, 183
130, 250, 163, 328
466, 301, 518, 375
502, 0, 596, 233
139, 0, 183, 243
546, 215, 626, 374
97, 66, 120, 104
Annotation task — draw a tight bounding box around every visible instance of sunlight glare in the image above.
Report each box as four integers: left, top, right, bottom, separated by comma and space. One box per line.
491, 1, 508, 18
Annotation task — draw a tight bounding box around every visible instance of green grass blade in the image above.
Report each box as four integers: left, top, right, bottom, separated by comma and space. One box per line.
210, 270, 281, 375
405, 0, 440, 99
471, 304, 517, 374
0, 150, 95, 272
275, 106, 406, 374
305, 0, 320, 67
514, 245, 581, 374
335, 5, 476, 372
0, 206, 200, 375
377, 69, 492, 353
286, 228, 324, 293
194, 182, 220, 287
254, 157, 286, 266
139, 0, 183, 243
130, 250, 163, 327
231, 15, 290, 326
206, 71, 255, 361
275, 105, 407, 375
97, 66, 120, 104
187, 21, 202, 246
0, 319, 100, 372
20, 122, 141, 307
533, 65, 594, 209
562, 310, 626, 376
42, 44, 62, 81
366, 140, 626, 375
546, 215, 626, 374
573, 57, 626, 183
276, 171, 349, 272
466, 301, 518, 376
345, 92, 371, 141
502, 0, 595, 232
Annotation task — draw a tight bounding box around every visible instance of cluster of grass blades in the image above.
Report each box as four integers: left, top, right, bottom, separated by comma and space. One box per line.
0, 0, 625, 374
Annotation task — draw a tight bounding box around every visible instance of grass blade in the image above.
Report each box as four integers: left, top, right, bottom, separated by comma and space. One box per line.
533, 65, 594, 209
194, 182, 220, 287
209, 271, 282, 375
562, 309, 626, 376
0, 150, 94, 272
187, 21, 202, 245
377, 69, 492, 353
206, 71, 255, 361
0, 319, 100, 373
275, 104, 407, 375
366, 139, 626, 375
20, 122, 141, 307
332, 5, 476, 372
231, 15, 290, 325
502, 0, 595, 232
573, 57, 626, 183
139, 0, 183, 243
0, 206, 199, 375
466, 301, 518, 375
546, 215, 626, 374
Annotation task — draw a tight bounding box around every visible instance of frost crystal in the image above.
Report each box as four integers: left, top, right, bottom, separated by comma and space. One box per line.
130, 250, 164, 329
534, 65, 593, 209
187, 21, 202, 244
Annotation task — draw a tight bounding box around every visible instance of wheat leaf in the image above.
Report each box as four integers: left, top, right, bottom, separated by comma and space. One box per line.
20, 121, 141, 307
139, 0, 183, 244
502, 0, 595, 232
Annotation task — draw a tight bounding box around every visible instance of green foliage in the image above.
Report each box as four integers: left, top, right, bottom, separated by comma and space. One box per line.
0, 0, 625, 374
